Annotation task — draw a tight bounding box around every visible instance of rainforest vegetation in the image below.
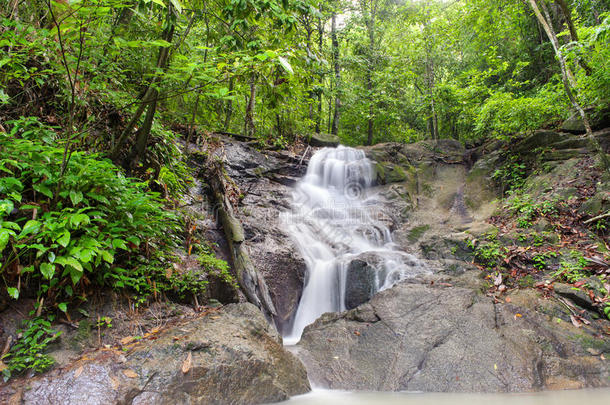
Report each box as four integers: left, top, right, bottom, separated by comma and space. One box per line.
0, 0, 609, 381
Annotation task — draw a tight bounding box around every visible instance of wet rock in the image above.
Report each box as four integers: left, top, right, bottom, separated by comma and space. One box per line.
297, 280, 610, 392
10, 303, 310, 405
345, 258, 377, 310
208, 138, 309, 334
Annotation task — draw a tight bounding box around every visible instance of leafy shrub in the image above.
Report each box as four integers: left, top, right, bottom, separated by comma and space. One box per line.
474, 90, 564, 138
0, 117, 181, 309
1, 317, 60, 381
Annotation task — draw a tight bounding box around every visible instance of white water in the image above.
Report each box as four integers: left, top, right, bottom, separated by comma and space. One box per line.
282, 146, 426, 344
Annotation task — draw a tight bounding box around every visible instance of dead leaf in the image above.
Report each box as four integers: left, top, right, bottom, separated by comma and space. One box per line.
123, 369, 139, 378
120, 336, 135, 345
586, 348, 601, 356
354, 331, 361, 336
182, 352, 192, 374
570, 315, 582, 328
109, 376, 120, 390
74, 365, 84, 378
0, 361, 7, 371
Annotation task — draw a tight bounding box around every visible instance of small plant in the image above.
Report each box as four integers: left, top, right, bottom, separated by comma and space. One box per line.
1, 317, 61, 381
506, 194, 558, 228
532, 251, 557, 270
470, 240, 505, 269
492, 154, 527, 193
552, 250, 589, 283
96, 316, 113, 329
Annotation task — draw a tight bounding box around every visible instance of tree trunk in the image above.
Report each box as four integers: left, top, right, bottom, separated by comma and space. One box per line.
554, 0, 592, 75
528, 0, 608, 169
111, 7, 175, 159
206, 160, 277, 322
331, 12, 341, 136
244, 75, 256, 138
224, 76, 234, 131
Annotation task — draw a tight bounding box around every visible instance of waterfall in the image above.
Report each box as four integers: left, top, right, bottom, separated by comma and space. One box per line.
282, 146, 426, 345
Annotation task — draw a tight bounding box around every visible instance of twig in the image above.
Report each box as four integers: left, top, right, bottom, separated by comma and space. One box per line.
299, 145, 311, 166
583, 211, 610, 224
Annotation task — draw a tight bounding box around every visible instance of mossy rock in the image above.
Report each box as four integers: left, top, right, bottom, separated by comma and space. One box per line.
308, 133, 340, 147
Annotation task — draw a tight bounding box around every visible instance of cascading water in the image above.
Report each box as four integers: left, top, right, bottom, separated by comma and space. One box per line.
282, 146, 426, 345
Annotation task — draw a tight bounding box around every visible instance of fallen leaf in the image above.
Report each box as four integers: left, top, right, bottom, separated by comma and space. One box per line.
0, 361, 7, 371
123, 369, 139, 378
182, 352, 192, 374
120, 336, 135, 345
586, 348, 601, 356
354, 331, 361, 336
74, 365, 84, 378
570, 315, 582, 328
109, 376, 120, 390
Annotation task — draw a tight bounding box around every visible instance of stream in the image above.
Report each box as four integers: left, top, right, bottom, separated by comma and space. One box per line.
279, 388, 610, 404
281, 146, 426, 344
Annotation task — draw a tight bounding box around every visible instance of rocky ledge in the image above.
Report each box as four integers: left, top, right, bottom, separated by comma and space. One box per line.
297, 276, 610, 392
2, 303, 310, 404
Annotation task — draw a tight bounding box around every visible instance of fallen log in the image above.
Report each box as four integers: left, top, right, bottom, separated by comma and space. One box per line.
205, 159, 277, 322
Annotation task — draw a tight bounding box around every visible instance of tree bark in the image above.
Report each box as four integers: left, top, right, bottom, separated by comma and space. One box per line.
111, 6, 175, 160
331, 12, 341, 136
244, 75, 257, 138
528, 0, 608, 169
206, 160, 277, 322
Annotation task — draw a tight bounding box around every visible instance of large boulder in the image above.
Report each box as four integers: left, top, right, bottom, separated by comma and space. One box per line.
297, 279, 609, 392
5, 304, 310, 404
308, 133, 340, 147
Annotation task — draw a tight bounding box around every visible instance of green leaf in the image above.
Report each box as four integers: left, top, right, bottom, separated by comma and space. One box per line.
40, 263, 55, 280
69, 214, 89, 228
100, 250, 114, 264
33, 184, 53, 199
169, 0, 182, 13
112, 239, 128, 250
0, 229, 9, 252
69, 190, 83, 206
58, 302, 67, 313
56, 230, 70, 248
7, 287, 18, 299
0, 200, 13, 216
65, 257, 83, 272
18, 220, 41, 238
278, 56, 293, 74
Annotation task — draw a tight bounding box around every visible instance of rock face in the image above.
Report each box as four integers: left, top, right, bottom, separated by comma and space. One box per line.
204, 138, 309, 334
297, 279, 610, 392
7, 304, 310, 404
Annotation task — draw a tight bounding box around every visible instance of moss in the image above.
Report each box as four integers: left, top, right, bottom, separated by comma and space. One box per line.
70, 319, 93, 351
408, 224, 430, 242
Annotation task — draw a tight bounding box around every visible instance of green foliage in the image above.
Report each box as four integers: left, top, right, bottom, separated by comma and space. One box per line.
492, 155, 527, 193
474, 90, 564, 139
0, 117, 180, 308
532, 251, 557, 270
552, 250, 590, 283
1, 317, 61, 381
506, 194, 558, 228
469, 240, 505, 269
198, 247, 237, 288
